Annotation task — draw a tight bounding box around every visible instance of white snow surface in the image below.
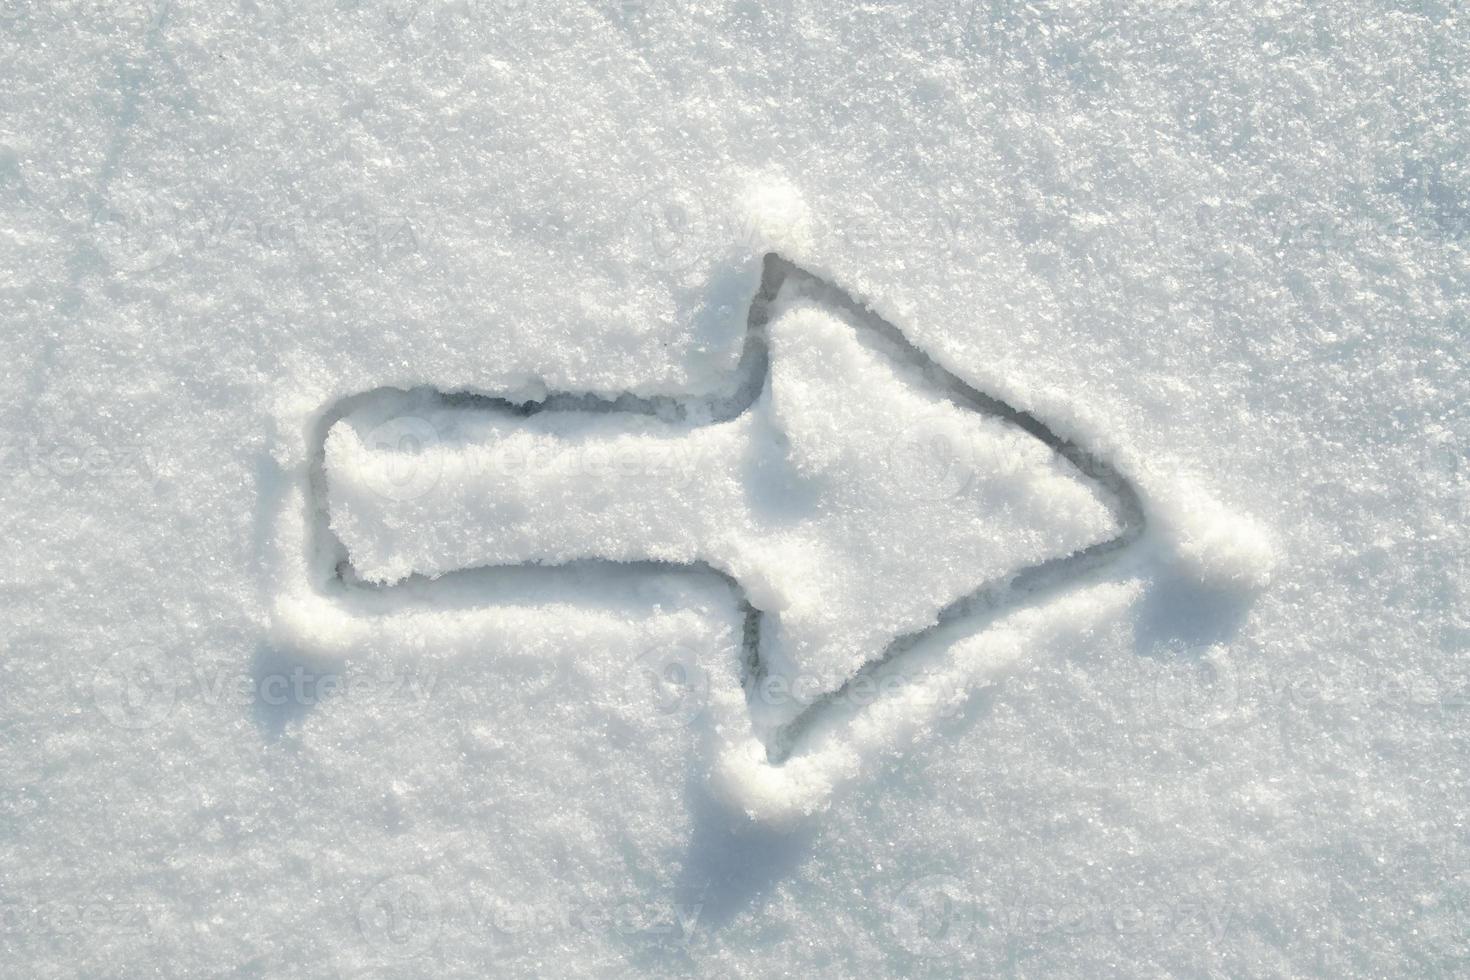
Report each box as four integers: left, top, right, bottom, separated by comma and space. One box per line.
2, 0, 1467, 977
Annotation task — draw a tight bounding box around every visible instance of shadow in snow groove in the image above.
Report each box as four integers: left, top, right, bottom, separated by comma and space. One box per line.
305, 253, 1146, 764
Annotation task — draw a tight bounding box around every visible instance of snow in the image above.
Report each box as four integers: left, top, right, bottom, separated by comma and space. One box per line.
303, 284, 1125, 818
3, 0, 1468, 976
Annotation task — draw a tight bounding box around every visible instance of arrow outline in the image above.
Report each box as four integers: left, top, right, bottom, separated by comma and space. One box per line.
305, 253, 1146, 765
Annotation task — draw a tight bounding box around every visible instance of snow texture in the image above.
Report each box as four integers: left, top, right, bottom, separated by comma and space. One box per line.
2, 0, 1466, 976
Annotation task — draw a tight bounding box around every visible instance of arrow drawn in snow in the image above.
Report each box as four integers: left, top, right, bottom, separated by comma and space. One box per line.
285, 253, 1147, 819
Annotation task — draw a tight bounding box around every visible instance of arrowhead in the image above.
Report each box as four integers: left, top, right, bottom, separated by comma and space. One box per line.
289, 254, 1144, 819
